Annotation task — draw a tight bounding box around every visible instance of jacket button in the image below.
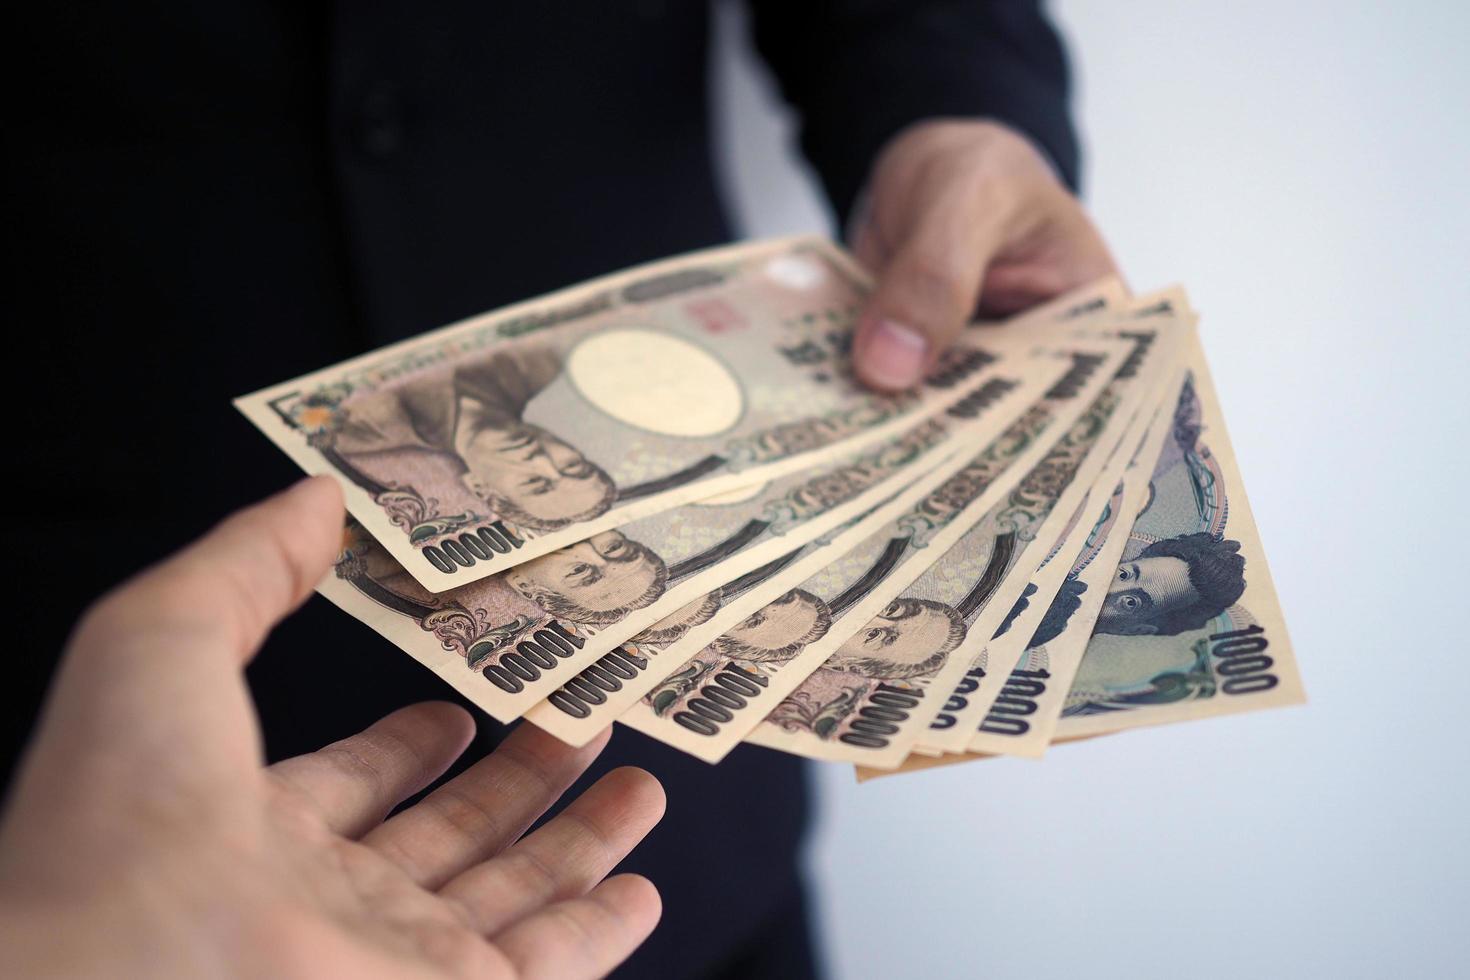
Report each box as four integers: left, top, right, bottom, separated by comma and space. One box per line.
355, 82, 405, 158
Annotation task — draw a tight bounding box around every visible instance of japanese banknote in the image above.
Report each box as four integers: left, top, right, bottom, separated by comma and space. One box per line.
239, 238, 1112, 591
239, 237, 1301, 773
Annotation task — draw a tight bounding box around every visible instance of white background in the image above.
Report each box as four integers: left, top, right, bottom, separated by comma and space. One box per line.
710, 2, 1470, 977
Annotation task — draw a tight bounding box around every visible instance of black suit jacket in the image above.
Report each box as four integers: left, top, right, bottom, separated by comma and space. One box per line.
7, 3, 1076, 976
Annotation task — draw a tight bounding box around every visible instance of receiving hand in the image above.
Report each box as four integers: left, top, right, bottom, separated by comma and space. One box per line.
0, 477, 665, 979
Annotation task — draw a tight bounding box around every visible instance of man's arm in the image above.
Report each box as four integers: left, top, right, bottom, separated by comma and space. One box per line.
748, 0, 1080, 222
747, 1, 1115, 391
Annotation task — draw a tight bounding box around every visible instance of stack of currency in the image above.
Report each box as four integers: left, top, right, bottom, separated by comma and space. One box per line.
238, 237, 1304, 776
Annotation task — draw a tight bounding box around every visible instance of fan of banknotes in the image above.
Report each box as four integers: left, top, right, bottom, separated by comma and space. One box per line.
238, 237, 1303, 777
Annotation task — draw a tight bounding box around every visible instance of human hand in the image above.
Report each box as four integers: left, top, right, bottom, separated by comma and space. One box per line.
0, 477, 665, 979
850, 118, 1120, 390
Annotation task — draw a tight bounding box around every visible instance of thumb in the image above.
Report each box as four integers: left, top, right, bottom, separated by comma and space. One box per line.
72, 474, 346, 674
4, 477, 346, 825
853, 194, 1007, 391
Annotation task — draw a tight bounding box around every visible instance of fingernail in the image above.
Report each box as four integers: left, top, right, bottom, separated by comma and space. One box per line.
861, 319, 928, 390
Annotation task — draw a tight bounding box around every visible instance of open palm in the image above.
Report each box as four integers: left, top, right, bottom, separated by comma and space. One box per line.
0, 478, 664, 979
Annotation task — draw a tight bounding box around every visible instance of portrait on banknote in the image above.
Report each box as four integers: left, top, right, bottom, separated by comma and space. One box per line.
333, 348, 617, 534
242, 240, 1026, 591
824, 596, 967, 680
1094, 531, 1245, 637
1063, 365, 1289, 720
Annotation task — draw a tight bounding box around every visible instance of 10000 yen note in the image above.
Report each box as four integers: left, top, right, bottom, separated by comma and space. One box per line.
913, 292, 1193, 753
1051, 329, 1304, 739
239, 237, 1085, 592
970, 470, 1164, 758
959, 361, 1190, 758
312, 279, 1129, 727
744, 320, 1175, 768
852, 476, 1152, 779
623, 343, 1127, 763
518, 283, 1129, 744
316, 365, 1018, 723
858, 324, 1305, 780
860, 368, 1188, 779
524, 358, 1073, 745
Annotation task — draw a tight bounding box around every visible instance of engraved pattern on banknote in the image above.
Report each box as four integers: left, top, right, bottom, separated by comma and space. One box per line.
896, 405, 1048, 548
757, 418, 948, 535
1061, 372, 1263, 717
766, 679, 869, 738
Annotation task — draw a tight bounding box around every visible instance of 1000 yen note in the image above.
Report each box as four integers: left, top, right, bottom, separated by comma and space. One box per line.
627, 342, 1128, 764
961, 370, 1189, 758
315, 368, 1020, 723
524, 358, 1071, 745
853, 310, 1306, 779
1051, 329, 1304, 739
967, 294, 1193, 681
913, 293, 1193, 753
968, 481, 1132, 757
745, 321, 1172, 768
241, 237, 1075, 592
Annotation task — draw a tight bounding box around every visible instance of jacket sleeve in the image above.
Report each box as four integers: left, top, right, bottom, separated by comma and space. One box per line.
746, 0, 1080, 225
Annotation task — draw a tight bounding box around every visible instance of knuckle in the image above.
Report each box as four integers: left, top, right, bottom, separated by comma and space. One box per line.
559, 808, 615, 866
407, 918, 487, 975
424, 785, 505, 850
551, 902, 613, 963
896, 250, 972, 319
586, 885, 640, 943
362, 722, 430, 788
265, 771, 332, 833
491, 740, 560, 802
319, 740, 390, 798
501, 847, 563, 904
969, 121, 1051, 173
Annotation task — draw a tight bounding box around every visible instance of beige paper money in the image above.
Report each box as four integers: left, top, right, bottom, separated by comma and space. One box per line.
914, 294, 1193, 753
524, 361, 1069, 744
510, 280, 1130, 743
961, 372, 1187, 757
631, 342, 1129, 763
743, 321, 1171, 768
857, 371, 1189, 780
310, 274, 1128, 728
239, 237, 1098, 592
315, 368, 1012, 723
1050, 328, 1305, 739
858, 323, 1306, 777
967, 485, 1133, 757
